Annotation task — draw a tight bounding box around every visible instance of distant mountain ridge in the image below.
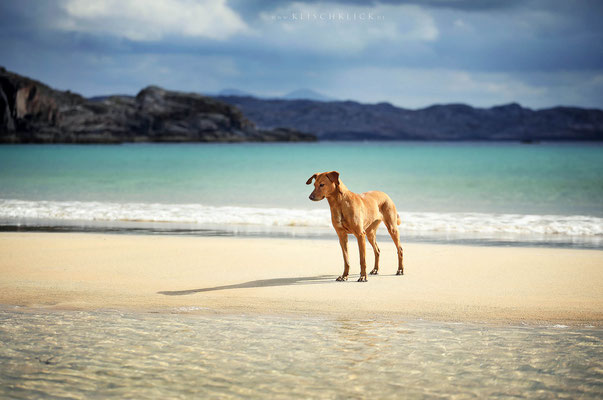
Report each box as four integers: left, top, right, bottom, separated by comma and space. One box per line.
215, 88, 335, 102
2, 66, 600, 142
0, 67, 315, 143
218, 88, 253, 97
281, 89, 334, 101
214, 96, 603, 141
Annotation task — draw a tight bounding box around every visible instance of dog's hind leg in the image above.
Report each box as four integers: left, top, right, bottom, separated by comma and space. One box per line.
383, 211, 404, 275
366, 224, 381, 275
388, 225, 404, 275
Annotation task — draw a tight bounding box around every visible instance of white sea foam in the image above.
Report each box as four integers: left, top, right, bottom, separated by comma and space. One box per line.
1, 199, 602, 237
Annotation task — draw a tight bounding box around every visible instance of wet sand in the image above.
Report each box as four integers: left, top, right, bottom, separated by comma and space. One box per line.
1, 232, 602, 325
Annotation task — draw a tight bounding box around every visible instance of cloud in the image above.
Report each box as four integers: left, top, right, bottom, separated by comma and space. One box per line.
257, 2, 438, 53
2, 0, 602, 108
55, 0, 248, 41
327, 67, 557, 108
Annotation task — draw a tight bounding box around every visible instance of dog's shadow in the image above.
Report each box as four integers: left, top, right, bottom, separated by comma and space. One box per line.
158, 275, 335, 296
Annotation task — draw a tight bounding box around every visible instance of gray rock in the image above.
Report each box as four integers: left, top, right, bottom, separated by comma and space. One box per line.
0, 67, 316, 143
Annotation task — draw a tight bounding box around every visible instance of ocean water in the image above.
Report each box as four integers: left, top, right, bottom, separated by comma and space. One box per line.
2, 144, 602, 399
0, 308, 601, 399
1, 142, 602, 247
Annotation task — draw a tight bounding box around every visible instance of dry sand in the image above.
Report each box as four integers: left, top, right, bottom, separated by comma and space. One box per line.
1, 232, 602, 325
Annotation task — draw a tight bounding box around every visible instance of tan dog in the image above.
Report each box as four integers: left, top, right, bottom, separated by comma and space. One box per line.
307, 171, 404, 282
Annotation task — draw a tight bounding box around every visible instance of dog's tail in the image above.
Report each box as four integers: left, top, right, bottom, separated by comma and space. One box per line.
396, 213, 401, 225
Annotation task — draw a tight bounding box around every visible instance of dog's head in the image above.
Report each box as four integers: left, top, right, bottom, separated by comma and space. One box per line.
306, 171, 340, 201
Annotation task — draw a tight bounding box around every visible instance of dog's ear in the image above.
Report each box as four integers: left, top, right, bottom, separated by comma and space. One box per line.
326, 171, 340, 186
306, 173, 318, 185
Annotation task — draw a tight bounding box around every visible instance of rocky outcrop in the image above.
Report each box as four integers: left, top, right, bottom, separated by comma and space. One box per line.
0, 67, 315, 143
216, 96, 603, 141
5, 65, 600, 143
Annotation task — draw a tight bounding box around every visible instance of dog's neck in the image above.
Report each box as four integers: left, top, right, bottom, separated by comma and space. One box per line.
326, 182, 350, 207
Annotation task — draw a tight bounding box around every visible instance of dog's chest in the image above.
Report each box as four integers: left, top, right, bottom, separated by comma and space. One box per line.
331, 206, 353, 232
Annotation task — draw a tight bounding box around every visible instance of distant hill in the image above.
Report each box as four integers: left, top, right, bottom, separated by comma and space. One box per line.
212, 88, 335, 102
218, 88, 254, 97
3, 66, 599, 142
0, 67, 315, 143
214, 96, 603, 141
282, 89, 334, 102
88, 94, 134, 102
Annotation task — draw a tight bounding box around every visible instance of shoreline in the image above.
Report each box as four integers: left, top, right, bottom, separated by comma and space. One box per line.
1, 232, 602, 326
2, 220, 602, 250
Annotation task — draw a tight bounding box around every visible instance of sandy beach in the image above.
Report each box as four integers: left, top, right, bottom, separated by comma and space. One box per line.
1, 232, 602, 325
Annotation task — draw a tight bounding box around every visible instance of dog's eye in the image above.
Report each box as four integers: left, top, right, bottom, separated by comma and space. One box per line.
319, 183, 324, 187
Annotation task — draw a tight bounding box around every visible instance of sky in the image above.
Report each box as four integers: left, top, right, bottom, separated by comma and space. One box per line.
1, 0, 602, 109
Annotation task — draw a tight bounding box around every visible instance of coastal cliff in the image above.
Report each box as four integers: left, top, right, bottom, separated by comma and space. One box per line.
3, 66, 601, 143
216, 96, 603, 141
0, 67, 315, 143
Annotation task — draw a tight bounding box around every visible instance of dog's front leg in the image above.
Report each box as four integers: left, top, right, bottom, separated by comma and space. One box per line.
356, 233, 368, 282
336, 232, 350, 281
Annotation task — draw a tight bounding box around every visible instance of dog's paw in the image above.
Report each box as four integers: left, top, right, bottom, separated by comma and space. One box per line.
396, 269, 404, 275
357, 276, 368, 282
369, 268, 378, 275
336, 275, 348, 282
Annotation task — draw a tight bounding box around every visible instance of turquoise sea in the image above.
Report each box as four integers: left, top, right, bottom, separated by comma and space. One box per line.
1, 142, 602, 247
1, 142, 603, 398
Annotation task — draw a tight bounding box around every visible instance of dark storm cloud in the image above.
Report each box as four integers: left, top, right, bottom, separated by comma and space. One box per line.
229, 0, 525, 12
1, 0, 602, 108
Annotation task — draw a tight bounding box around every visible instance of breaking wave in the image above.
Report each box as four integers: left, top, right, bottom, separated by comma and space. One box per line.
1, 199, 602, 238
